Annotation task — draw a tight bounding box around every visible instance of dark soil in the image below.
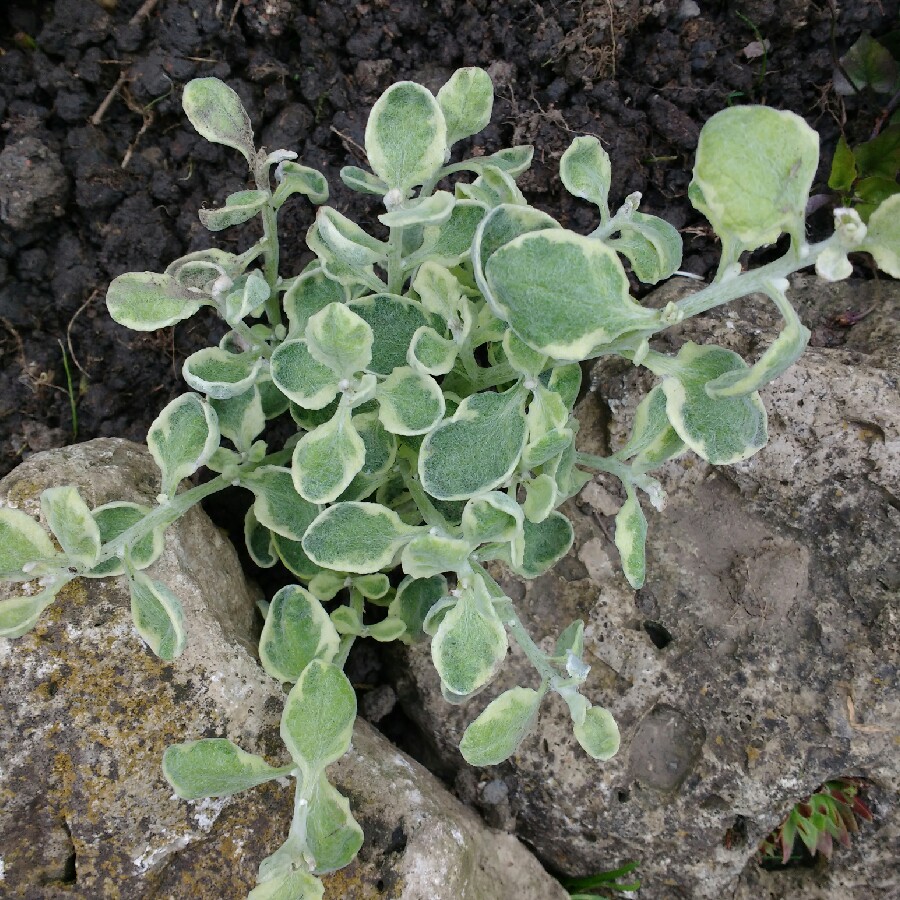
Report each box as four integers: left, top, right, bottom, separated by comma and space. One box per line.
0, 0, 896, 477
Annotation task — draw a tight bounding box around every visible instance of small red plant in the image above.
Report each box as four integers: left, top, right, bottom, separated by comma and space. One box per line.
759, 777, 874, 866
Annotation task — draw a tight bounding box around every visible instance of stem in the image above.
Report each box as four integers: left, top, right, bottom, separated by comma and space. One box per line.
398, 451, 453, 531
254, 160, 282, 328
334, 587, 365, 668
386, 225, 405, 294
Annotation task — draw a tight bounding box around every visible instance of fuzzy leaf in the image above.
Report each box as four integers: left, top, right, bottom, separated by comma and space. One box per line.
210, 387, 266, 453
861, 194, 900, 277
460, 686, 543, 765
523, 474, 558, 524
419, 386, 528, 501
316, 207, 388, 270
407, 200, 487, 268
484, 229, 657, 360
244, 507, 277, 568
437, 67, 493, 146
379, 191, 455, 228
689, 106, 819, 254
128, 570, 187, 660
614, 488, 647, 589
260, 585, 340, 683
401, 533, 472, 578
86, 502, 165, 578
284, 270, 350, 338
280, 660, 356, 776
305, 303, 373, 378
388, 575, 448, 644
608, 212, 683, 285
241, 465, 320, 543
408, 326, 458, 377
291, 410, 366, 504
573, 706, 621, 761
183, 347, 263, 400
182, 78, 255, 163
509, 512, 574, 579
272, 532, 325, 580
617, 386, 686, 471
560, 135, 612, 215
377, 367, 445, 436
365, 81, 447, 190
107, 272, 204, 332
662, 343, 768, 465
199, 190, 267, 231
147, 393, 219, 497
340, 166, 388, 196
348, 295, 431, 375
0, 584, 61, 638
40, 486, 100, 567
303, 502, 421, 574
431, 579, 508, 696
272, 162, 329, 209
271, 339, 340, 410
306, 773, 364, 874
248, 870, 324, 900
163, 738, 294, 800
461, 491, 524, 545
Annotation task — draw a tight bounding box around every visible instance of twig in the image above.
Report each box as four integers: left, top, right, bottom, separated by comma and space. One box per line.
330, 126, 367, 161
229, 0, 242, 29
58, 340, 79, 440
66, 290, 99, 379
90, 71, 128, 126
130, 0, 160, 26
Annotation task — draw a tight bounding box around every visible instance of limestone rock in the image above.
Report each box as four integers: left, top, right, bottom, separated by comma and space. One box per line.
0, 439, 565, 900
0, 137, 70, 230
391, 279, 900, 898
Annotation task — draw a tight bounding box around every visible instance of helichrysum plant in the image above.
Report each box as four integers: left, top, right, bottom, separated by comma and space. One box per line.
0, 68, 897, 898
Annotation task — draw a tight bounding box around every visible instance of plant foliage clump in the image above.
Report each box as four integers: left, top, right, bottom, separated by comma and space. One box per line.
0, 68, 896, 898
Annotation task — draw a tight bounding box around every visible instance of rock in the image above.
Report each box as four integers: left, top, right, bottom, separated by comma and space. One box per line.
0, 137, 70, 230
0, 438, 565, 900
391, 278, 900, 898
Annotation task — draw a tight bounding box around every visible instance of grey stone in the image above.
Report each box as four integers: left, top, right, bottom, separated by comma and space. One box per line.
0, 137, 70, 230
0, 439, 566, 900
392, 278, 900, 898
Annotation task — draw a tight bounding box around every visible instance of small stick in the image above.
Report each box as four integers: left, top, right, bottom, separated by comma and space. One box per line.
130, 0, 160, 26
330, 126, 367, 161
66, 290, 99, 379
90, 71, 128, 126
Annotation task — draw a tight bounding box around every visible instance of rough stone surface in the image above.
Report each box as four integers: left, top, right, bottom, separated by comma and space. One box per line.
0, 439, 565, 900
0, 137, 70, 230
391, 279, 900, 899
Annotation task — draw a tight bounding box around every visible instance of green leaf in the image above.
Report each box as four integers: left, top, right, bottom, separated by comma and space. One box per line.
284, 270, 350, 338
182, 78, 255, 164
560, 135, 612, 215
608, 212, 683, 285
354, 572, 391, 600
291, 409, 366, 504
377, 367, 445, 436
162, 738, 295, 800
853, 125, 900, 180
241, 465, 320, 543
662, 343, 768, 465
574, 706, 621, 760
281, 660, 356, 775
835, 33, 899, 95
378, 191, 455, 228
306, 773, 364, 873
272, 532, 325, 580
40, 486, 101, 566
689, 106, 819, 254
461, 491, 524, 545
542, 363, 583, 410
199, 189, 268, 231
828, 136, 858, 192
460, 686, 543, 765
244, 507, 277, 568
258, 372, 291, 419
523, 474, 558, 524
147, 393, 219, 497
406, 200, 487, 268
331, 605, 363, 636
400, 532, 472, 579
271, 339, 340, 410
339, 165, 388, 196
365, 81, 447, 190
503, 330, 547, 377
437, 67, 493, 146
182, 347, 263, 400
408, 326, 458, 377
260, 585, 340, 683
419, 386, 528, 501
855, 175, 900, 222
248, 870, 324, 900
509, 512, 574, 579
555, 619, 584, 658
616, 386, 686, 471
348, 294, 431, 376
614, 487, 647, 590
353, 411, 397, 478
86, 502, 165, 577
0, 584, 61, 638
861, 194, 900, 276
128, 570, 187, 660
367, 617, 406, 642
303, 502, 421, 574
388, 575, 448, 644
457, 166, 525, 207
316, 207, 388, 270
484, 229, 657, 361
305, 303, 373, 378
272, 162, 329, 209
106, 272, 204, 332
431, 578, 508, 696
209, 386, 266, 453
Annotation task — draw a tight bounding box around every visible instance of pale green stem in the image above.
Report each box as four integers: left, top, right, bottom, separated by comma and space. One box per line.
398, 451, 453, 532
386, 226, 405, 295
253, 161, 282, 328
334, 586, 365, 669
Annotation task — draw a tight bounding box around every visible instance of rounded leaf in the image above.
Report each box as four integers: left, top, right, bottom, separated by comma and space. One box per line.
40, 485, 101, 567
107, 272, 203, 332
560, 135, 612, 214
365, 81, 447, 190
128, 571, 187, 660
573, 706, 621, 761
460, 686, 543, 766
437, 67, 494, 146
861, 194, 900, 277
182, 78, 255, 163
86, 502, 165, 578
182, 347, 263, 400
